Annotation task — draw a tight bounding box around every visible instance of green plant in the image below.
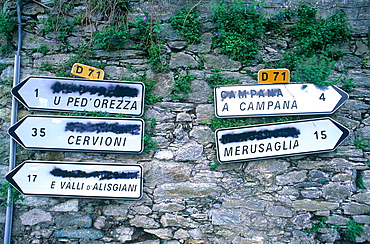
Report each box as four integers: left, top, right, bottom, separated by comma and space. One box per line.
356, 171, 366, 189
143, 117, 157, 152
170, 73, 196, 101
210, 161, 220, 170
305, 217, 328, 233
354, 137, 369, 150
291, 55, 336, 87
0, 8, 16, 56
93, 26, 129, 51
170, 7, 202, 44
38, 45, 49, 55
0, 182, 24, 207
213, 1, 266, 64
205, 70, 241, 88
133, 13, 168, 72
344, 219, 364, 242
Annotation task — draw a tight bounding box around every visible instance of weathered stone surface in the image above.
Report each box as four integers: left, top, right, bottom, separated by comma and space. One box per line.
147, 70, 175, 101
170, 52, 198, 69
112, 226, 134, 242
322, 182, 352, 201
55, 215, 92, 228
266, 205, 293, 217
175, 141, 203, 161
20, 209, 52, 226
211, 209, 242, 225
189, 125, 214, 144
49, 199, 79, 212
188, 79, 212, 103
93, 216, 106, 229
292, 200, 339, 211
154, 182, 221, 199
204, 54, 242, 71
153, 202, 185, 212
343, 202, 370, 215
103, 205, 129, 217
160, 213, 197, 228
53, 228, 104, 239
144, 228, 173, 240
195, 104, 214, 123
276, 170, 307, 185
129, 215, 160, 228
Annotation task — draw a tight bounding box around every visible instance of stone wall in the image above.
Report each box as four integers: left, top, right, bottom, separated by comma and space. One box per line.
0, 0, 369, 243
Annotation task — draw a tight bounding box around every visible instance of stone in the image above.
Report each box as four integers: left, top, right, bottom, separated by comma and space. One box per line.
131, 205, 152, 215
189, 126, 214, 144
292, 200, 339, 211
195, 104, 214, 123
343, 202, 370, 215
103, 205, 129, 217
49, 199, 78, 212
170, 52, 198, 69
211, 209, 242, 225
266, 205, 293, 217
146, 70, 175, 101
53, 228, 104, 239
55, 215, 92, 228
322, 182, 352, 201
276, 171, 307, 185
93, 216, 106, 229
174, 229, 190, 239
144, 105, 176, 122
188, 79, 212, 103
176, 112, 192, 122
160, 213, 197, 228
144, 228, 173, 240
175, 141, 203, 161
154, 150, 174, 160
153, 202, 185, 212
204, 54, 242, 71
20, 209, 52, 226
154, 182, 221, 199
112, 227, 134, 242
129, 215, 160, 228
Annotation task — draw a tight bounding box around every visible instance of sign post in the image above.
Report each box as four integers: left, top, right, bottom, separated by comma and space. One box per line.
215, 118, 349, 163
8, 115, 144, 154
11, 76, 145, 116
6, 161, 143, 200
214, 83, 348, 118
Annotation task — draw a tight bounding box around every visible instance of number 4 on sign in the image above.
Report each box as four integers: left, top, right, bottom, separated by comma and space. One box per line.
71, 63, 105, 80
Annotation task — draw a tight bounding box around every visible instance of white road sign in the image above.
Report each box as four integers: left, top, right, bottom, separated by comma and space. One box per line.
214, 83, 348, 118
6, 161, 143, 200
12, 76, 145, 116
215, 118, 349, 163
8, 115, 144, 153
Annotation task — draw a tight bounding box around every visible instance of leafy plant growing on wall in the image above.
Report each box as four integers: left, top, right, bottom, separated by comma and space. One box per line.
0, 7, 16, 56
170, 7, 202, 44
212, 1, 266, 65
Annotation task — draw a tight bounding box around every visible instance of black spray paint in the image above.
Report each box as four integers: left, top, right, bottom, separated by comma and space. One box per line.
65, 122, 141, 135
51, 81, 139, 98
50, 167, 140, 180
219, 127, 300, 145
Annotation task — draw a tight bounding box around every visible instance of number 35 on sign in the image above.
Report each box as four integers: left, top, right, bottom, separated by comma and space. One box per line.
71, 63, 105, 80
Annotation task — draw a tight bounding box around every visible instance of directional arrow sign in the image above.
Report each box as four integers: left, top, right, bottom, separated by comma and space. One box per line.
8, 115, 144, 153
12, 76, 145, 116
215, 117, 349, 163
6, 161, 143, 200
214, 83, 348, 118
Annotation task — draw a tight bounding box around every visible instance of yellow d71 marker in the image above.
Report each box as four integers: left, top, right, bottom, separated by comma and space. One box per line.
258, 69, 290, 84
71, 63, 105, 80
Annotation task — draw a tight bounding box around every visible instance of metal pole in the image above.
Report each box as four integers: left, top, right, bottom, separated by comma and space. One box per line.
4, 0, 22, 243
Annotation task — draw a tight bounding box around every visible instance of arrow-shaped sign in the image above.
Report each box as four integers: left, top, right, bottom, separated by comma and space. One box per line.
12, 76, 145, 116
8, 115, 144, 153
215, 117, 349, 163
214, 83, 348, 118
6, 161, 143, 200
